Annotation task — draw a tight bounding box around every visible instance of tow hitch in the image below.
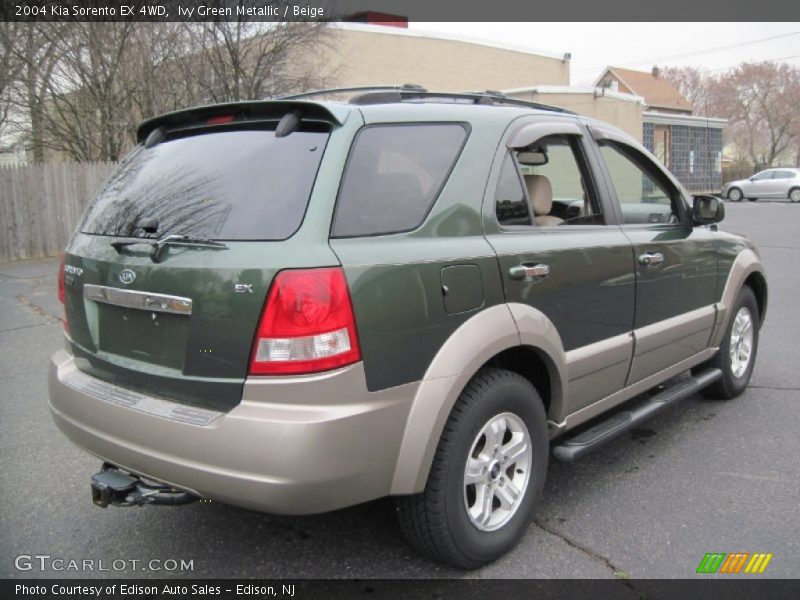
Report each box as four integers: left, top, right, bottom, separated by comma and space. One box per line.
90, 464, 199, 507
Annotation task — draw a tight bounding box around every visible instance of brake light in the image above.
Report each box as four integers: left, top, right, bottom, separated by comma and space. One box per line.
207, 114, 235, 125
57, 254, 69, 334
249, 268, 361, 375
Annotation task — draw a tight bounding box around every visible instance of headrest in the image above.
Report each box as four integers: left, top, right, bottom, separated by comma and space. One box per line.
524, 174, 552, 216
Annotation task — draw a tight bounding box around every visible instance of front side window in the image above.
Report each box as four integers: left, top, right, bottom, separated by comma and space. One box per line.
331, 124, 468, 237
752, 171, 774, 181
599, 142, 681, 225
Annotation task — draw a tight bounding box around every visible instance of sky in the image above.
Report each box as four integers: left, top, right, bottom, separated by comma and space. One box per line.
410, 23, 800, 86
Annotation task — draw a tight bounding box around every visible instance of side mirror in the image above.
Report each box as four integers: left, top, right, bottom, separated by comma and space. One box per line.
693, 195, 725, 225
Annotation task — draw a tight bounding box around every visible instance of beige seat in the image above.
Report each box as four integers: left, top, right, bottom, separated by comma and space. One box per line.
524, 174, 563, 226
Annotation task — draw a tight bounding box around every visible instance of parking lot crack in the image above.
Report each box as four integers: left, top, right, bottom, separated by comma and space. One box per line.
758, 244, 800, 251
0, 272, 47, 281
0, 321, 56, 333
533, 519, 643, 596
13, 280, 61, 323
748, 384, 800, 391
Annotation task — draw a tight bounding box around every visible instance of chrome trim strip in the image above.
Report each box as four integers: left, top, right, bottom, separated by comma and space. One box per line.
61, 368, 221, 426
84, 284, 192, 316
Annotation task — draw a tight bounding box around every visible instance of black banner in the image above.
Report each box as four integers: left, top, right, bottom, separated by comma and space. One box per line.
4, 579, 800, 600
1, 0, 799, 22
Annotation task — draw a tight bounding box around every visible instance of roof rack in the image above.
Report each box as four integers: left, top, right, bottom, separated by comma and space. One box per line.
461, 90, 576, 114
277, 84, 426, 100
275, 85, 575, 114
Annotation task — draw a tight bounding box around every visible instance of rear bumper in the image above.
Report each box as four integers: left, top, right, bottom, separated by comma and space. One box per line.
48, 350, 416, 514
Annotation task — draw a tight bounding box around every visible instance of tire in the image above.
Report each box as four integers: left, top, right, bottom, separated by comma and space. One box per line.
727, 188, 743, 202
700, 286, 760, 399
395, 368, 548, 569
789, 187, 800, 203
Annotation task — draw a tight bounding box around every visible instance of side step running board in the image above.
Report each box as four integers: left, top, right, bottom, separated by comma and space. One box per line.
552, 368, 722, 463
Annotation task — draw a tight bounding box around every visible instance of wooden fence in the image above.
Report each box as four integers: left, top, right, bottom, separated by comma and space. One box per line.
0, 162, 116, 262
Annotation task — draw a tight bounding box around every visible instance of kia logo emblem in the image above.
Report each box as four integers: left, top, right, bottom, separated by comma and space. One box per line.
119, 269, 137, 285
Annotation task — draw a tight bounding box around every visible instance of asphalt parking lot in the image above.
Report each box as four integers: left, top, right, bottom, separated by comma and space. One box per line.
1, 200, 798, 581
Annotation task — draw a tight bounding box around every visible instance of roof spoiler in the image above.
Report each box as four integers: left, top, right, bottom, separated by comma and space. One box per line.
136, 100, 348, 143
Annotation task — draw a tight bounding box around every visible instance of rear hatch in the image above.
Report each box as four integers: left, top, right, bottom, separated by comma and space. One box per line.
61, 103, 344, 411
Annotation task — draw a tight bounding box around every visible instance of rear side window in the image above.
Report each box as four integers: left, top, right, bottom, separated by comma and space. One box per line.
331, 124, 468, 237
495, 154, 531, 226
80, 128, 329, 240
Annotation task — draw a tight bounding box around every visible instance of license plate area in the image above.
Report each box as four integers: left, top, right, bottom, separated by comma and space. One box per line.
97, 304, 189, 370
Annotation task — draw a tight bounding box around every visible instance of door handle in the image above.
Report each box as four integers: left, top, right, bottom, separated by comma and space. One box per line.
638, 252, 665, 267
509, 263, 550, 282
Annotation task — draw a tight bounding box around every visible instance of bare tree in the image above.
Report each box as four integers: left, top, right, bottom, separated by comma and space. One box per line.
662, 61, 800, 167
714, 62, 800, 167
176, 19, 332, 104
659, 65, 718, 117
12, 24, 60, 162
7, 19, 334, 162
0, 23, 24, 144
37, 22, 142, 161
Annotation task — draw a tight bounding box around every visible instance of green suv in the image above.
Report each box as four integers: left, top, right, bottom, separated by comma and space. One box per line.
49, 87, 767, 569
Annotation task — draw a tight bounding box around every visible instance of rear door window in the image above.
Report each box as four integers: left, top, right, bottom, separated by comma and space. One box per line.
80, 127, 329, 240
495, 154, 532, 226
331, 124, 468, 237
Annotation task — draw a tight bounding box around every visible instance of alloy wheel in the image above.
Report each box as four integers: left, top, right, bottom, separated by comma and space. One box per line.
463, 412, 532, 532
729, 306, 754, 378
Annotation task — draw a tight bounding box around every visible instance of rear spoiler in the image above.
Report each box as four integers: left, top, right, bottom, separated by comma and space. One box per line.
136, 100, 349, 143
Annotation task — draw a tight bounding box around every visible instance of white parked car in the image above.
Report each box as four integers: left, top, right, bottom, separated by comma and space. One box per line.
722, 168, 800, 202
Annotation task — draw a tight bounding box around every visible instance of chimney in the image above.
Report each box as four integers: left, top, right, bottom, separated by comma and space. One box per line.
652, 66, 660, 78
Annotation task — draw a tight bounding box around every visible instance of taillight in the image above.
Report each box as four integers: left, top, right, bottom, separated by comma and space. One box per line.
58, 254, 66, 304
249, 268, 361, 375
57, 254, 69, 334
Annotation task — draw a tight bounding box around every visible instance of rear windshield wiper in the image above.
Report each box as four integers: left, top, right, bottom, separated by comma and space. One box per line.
111, 234, 228, 263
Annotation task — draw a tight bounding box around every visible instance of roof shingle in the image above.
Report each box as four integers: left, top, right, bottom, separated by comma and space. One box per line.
600, 67, 693, 113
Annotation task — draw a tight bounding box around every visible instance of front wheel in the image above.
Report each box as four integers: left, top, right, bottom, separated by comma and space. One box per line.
789, 188, 800, 203
700, 286, 760, 399
727, 188, 743, 202
395, 368, 548, 569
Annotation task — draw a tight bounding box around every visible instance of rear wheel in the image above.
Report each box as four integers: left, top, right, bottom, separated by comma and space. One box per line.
700, 286, 760, 399
789, 188, 800, 203
727, 187, 743, 202
395, 368, 548, 569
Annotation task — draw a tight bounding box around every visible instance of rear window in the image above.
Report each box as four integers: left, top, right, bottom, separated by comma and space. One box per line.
80, 127, 329, 240
331, 124, 468, 237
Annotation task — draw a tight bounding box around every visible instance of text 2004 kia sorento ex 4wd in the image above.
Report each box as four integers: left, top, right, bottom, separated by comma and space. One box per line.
50, 87, 767, 569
